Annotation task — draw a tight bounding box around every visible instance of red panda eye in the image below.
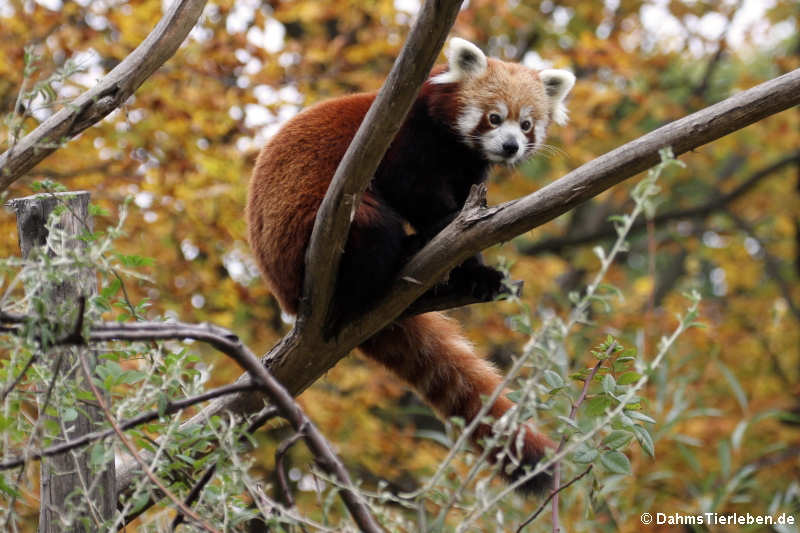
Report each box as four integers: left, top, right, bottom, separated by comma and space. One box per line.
488, 113, 502, 126
521, 120, 532, 131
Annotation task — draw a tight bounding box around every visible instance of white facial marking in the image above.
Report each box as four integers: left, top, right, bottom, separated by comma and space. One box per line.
456, 105, 483, 145
533, 121, 547, 152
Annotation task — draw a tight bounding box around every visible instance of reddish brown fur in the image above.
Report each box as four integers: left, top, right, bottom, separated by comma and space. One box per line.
247, 60, 554, 492
248, 93, 375, 313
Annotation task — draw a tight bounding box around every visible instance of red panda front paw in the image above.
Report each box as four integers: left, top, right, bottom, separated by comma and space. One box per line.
450, 264, 509, 302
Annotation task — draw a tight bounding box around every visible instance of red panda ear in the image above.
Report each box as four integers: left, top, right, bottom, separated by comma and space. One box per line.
539, 69, 576, 126
432, 38, 488, 84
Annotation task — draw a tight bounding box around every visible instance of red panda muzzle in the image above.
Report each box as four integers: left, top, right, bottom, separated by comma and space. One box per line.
358, 312, 554, 493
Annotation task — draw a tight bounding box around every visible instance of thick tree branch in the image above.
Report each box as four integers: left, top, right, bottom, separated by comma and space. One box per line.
0, 0, 208, 192
518, 151, 800, 256
298, 0, 463, 335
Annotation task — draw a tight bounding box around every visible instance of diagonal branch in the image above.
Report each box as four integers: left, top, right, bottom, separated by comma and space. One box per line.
298, 0, 464, 334
518, 151, 800, 256
88, 321, 381, 532
0, 0, 208, 192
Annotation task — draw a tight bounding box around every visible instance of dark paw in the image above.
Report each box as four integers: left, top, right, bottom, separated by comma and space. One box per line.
450, 264, 507, 302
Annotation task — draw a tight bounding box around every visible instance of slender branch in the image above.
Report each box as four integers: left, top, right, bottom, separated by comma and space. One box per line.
551, 344, 613, 532
0, 352, 35, 403
0, 349, 65, 531
120, 405, 279, 528
60, 319, 382, 532
75, 350, 221, 533
0, 382, 259, 471
515, 465, 593, 533
518, 151, 800, 256
0, 0, 208, 192
169, 407, 281, 531
275, 425, 307, 508
170, 464, 217, 531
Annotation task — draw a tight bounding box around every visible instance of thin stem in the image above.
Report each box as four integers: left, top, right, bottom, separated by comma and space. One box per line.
516, 465, 593, 533
75, 350, 221, 533
552, 344, 613, 533
0, 382, 259, 471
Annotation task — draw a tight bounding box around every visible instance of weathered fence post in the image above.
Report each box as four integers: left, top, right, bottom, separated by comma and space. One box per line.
10, 191, 115, 532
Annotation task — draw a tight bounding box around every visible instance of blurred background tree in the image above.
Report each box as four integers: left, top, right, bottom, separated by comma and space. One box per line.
1, 0, 798, 530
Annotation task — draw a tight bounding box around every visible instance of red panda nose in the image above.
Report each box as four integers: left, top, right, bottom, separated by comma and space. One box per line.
501, 140, 519, 156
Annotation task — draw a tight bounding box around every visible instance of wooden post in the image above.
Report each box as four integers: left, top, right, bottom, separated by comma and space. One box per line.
10, 191, 115, 532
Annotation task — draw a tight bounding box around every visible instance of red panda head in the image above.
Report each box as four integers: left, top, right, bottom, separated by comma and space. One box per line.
429, 38, 575, 165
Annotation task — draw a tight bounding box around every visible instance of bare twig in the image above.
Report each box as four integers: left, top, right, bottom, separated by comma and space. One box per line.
0, 382, 260, 471
0, 352, 35, 403
169, 407, 282, 531
515, 465, 593, 533
120, 405, 279, 528
75, 350, 222, 533
170, 464, 218, 531
0, 0, 208, 191
275, 425, 307, 508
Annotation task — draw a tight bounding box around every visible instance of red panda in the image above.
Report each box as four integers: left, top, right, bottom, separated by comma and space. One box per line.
247, 38, 575, 493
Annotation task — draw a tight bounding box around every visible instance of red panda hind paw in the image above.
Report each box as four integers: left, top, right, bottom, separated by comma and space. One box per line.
502, 455, 553, 495
491, 426, 555, 495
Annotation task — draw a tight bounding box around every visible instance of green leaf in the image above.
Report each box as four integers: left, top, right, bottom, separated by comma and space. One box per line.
505, 390, 523, 403
90, 442, 109, 467
627, 411, 656, 424
585, 396, 612, 417
89, 203, 111, 217
617, 371, 642, 385
114, 253, 155, 268
415, 430, 452, 448
717, 361, 748, 412
718, 439, 731, 480
600, 450, 631, 474
543, 369, 564, 389
0, 474, 20, 497
101, 278, 122, 299
632, 425, 655, 457
731, 420, 748, 451
572, 447, 599, 464
62, 407, 78, 422
602, 430, 633, 449
602, 374, 616, 394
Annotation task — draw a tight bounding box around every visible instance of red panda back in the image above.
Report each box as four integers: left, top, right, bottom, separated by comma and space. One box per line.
247, 93, 376, 314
